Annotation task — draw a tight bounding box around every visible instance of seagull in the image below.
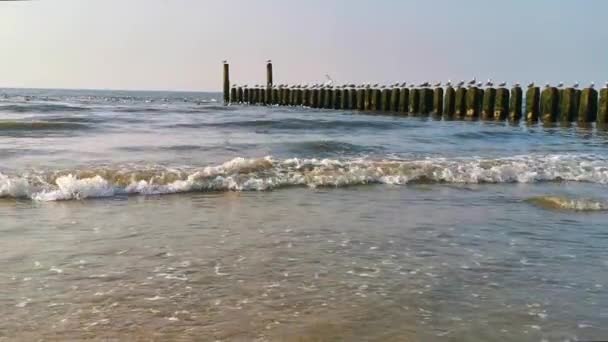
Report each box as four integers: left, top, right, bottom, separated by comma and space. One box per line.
433, 81, 442, 87
457, 80, 465, 87
266, 59, 272, 63
222, 60, 227, 64
445, 80, 452, 87
372, 83, 379, 87
514, 82, 520, 87
400, 82, 407, 87
573, 82, 579, 89
557, 82, 564, 88
419, 82, 430, 87
243, 84, 248, 88
527, 82, 535, 88
324, 75, 334, 87
380, 85, 386, 89
590, 82, 595, 89
468, 78, 476, 86
476, 82, 483, 87
545, 83, 550, 88
498, 82, 507, 87
485, 79, 493, 87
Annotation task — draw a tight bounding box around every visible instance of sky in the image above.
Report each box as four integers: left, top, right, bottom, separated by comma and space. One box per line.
1, 0, 607, 91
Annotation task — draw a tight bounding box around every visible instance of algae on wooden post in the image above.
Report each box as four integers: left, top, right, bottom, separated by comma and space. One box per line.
455, 88, 467, 118
540, 87, 559, 123
399, 88, 409, 113
494, 88, 509, 120
409, 88, 420, 114
391, 88, 401, 112
598, 88, 608, 124
559, 88, 576, 123
443, 87, 455, 118
509, 86, 523, 121
465, 87, 480, 119
371, 89, 382, 112
525, 87, 540, 122
476, 89, 485, 116
578, 88, 598, 123
223, 63, 230, 104
481, 88, 496, 120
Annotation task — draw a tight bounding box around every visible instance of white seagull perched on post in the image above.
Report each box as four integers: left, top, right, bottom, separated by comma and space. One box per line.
590, 82, 595, 89
527, 82, 535, 88
400, 82, 407, 87
545, 82, 550, 88
468, 78, 476, 86
266, 59, 272, 63
498, 82, 507, 87
573, 82, 579, 89
485, 79, 493, 87
222, 60, 227, 64
514, 82, 520, 87
433, 81, 442, 87
557, 82, 564, 88
446, 80, 452, 87
457, 80, 465, 87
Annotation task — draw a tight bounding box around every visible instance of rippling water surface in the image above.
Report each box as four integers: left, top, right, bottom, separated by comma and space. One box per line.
1, 88, 608, 341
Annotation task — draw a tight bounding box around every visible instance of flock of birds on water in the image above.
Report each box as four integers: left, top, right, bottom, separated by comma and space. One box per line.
233, 79, 607, 91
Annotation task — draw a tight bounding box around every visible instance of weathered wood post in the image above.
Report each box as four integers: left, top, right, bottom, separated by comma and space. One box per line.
560, 88, 577, 123
311, 88, 320, 108
223, 62, 230, 104
347, 88, 357, 110
243, 87, 250, 104
237, 86, 244, 103
409, 88, 420, 114
284, 87, 291, 106
455, 87, 467, 118
296, 88, 304, 106
289, 87, 296, 106
340, 88, 348, 109
319, 87, 327, 108
371, 88, 382, 111
525, 86, 540, 122
364, 87, 373, 111
599, 87, 608, 125
390, 87, 401, 112
251, 87, 258, 104
433, 87, 444, 116
494, 87, 509, 120
260, 88, 266, 105
324, 88, 334, 108
398, 88, 409, 114
481, 88, 496, 120
266, 62, 273, 89
333, 88, 342, 109
476, 88, 485, 115
419, 88, 433, 114
578, 87, 598, 123
540, 87, 560, 123
230, 87, 237, 104
509, 86, 522, 121
465, 87, 480, 119
302, 88, 310, 107
357, 88, 365, 110
381, 88, 391, 111
443, 86, 455, 118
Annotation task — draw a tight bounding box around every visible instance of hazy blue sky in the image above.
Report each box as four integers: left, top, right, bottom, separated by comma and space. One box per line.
1, 0, 607, 91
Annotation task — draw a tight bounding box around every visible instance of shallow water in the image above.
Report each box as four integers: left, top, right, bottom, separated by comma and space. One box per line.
1, 88, 608, 341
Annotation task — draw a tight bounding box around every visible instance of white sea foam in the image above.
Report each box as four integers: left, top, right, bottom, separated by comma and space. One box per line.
1, 154, 608, 201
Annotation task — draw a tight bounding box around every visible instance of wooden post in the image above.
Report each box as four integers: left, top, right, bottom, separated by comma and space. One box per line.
266, 62, 273, 88
476, 88, 485, 116
243, 87, 250, 104
311, 88, 319, 108
324, 88, 333, 108
381, 88, 391, 111
455, 87, 467, 118
443, 86, 455, 118
357, 88, 365, 110
334, 88, 342, 109
319, 88, 327, 108
433, 87, 444, 116
289, 87, 296, 106
419, 88, 433, 114
230, 87, 237, 104
237, 86, 244, 103
364, 88, 372, 111
302, 88, 310, 107
494, 88, 509, 120
481, 88, 496, 120
509, 86, 522, 121
347, 88, 357, 110
251, 87, 258, 104
560, 88, 577, 123
525, 87, 540, 122
409, 88, 420, 114
223, 62, 230, 104
260, 88, 266, 106
390, 87, 401, 112
398, 88, 409, 113
371, 89, 381, 111
578, 88, 598, 123
540, 87, 560, 123
283, 88, 291, 106
465, 87, 480, 119
599, 88, 608, 125
339, 88, 347, 109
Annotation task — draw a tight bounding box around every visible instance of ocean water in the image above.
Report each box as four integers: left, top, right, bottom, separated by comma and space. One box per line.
1, 88, 608, 341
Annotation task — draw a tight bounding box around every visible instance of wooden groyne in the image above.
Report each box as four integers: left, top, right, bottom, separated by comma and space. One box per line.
223, 62, 608, 125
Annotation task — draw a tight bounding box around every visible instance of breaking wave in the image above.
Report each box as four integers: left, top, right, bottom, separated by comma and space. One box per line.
0, 103, 88, 113
1, 154, 608, 201
0, 121, 90, 131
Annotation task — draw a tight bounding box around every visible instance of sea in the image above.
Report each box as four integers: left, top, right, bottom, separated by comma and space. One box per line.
1, 88, 607, 341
